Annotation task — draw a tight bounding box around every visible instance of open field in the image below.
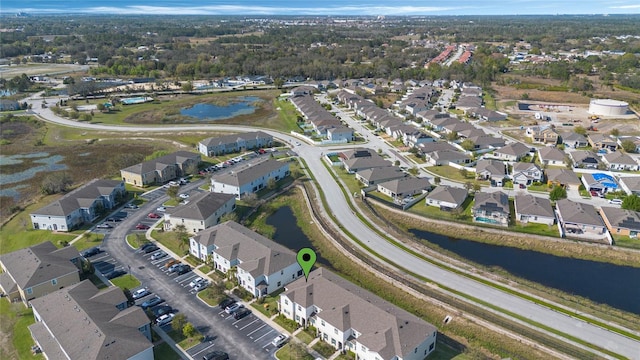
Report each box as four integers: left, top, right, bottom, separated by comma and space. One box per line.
0, 63, 88, 78
0, 301, 41, 360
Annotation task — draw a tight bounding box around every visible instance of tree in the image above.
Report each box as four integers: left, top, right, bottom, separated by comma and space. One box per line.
96, 103, 106, 112
394, 160, 401, 166
266, 178, 277, 190
549, 185, 567, 201
460, 139, 475, 151
464, 181, 473, 192
621, 139, 637, 153
166, 185, 179, 200
446, 131, 459, 141
459, 168, 468, 179
221, 212, 239, 223
122, 288, 135, 306
433, 176, 441, 185
182, 322, 197, 338
574, 126, 587, 136
622, 194, 640, 212
172, 313, 187, 333
184, 162, 198, 176
41, 172, 73, 195
174, 224, 189, 251
610, 128, 620, 137
181, 81, 193, 92
273, 78, 284, 89
243, 193, 259, 207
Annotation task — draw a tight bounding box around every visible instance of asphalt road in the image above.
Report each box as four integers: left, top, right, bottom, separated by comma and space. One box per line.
26, 93, 640, 359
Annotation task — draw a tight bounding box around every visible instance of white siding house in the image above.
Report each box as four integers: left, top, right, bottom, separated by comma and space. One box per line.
210, 159, 290, 199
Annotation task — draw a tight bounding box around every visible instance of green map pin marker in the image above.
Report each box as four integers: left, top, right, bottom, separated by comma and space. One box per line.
297, 248, 316, 281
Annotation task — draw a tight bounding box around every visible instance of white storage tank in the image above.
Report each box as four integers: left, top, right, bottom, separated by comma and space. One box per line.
588, 99, 629, 116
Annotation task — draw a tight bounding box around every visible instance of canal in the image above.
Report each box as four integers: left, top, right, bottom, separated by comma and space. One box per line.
410, 229, 640, 314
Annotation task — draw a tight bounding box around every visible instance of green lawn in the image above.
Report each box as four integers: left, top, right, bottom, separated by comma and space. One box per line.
312, 341, 338, 358
126, 233, 149, 249
153, 342, 181, 360
425, 165, 487, 187
295, 329, 315, 345
408, 197, 474, 222
513, 222, 560, 238
168, 329, 203, 351
197, 285, 227, 307
274, 98, 304, 133
250, 290, 281, 317
428, 343, 468, 360
527, 184, 551, 192
275, 343, 315, 360
273, 314, 299, 333
110, 274, 141, 290
613, 236, 640, 250
71, 233, 104, 251
0, 300, 42, 360
151, 229, 187, 257
335, 168, 365, 194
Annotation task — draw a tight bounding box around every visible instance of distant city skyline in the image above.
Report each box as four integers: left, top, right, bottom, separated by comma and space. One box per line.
3, 0, 640, 16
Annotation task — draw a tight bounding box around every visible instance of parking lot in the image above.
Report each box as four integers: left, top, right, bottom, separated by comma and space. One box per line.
85, 247, 129, 279
134, 249, 280, 359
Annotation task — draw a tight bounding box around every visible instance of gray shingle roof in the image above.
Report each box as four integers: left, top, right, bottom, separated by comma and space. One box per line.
620, 177, 640, 192
166, 192, 235, 221
28, 280, 152, 360
356, 167, 406, 183
603, 151, 637, 166
425, 185, 468, 206
600, 207, 640, 231
0, 241, 79, 289
283, 269, 437, 359
473, 191, 509, 214
193, 221, 297, 277
199, 131, 272, 147
476, 159, 506, 177
31, 179, 123, 217
556, 199, 604, 227
545, 168, 580, 185
121, 151, 200, 175
495, 142, 531, 157
378, 177, 431, 195
538, 147, 566, 162
514, 194, 555, 218
211, 158, 288, 187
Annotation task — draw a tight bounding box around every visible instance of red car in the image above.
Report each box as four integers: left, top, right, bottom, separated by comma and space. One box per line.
148, 213, 161, 219
258, 148, 266, 154
136, 223, 150, 230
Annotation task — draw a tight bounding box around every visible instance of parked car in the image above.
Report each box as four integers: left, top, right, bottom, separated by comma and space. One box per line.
271, 334, 289, 348
105, 269, 127, 279
135, 223, 150, 230
609, 199, 623, 205
224, 302, 243, 314
156, 206, 167, 212
144, 245, 159, 254
168, 181, 179, 187
189, 277, 205, 288
258, 148, 266, 154
82, 247, 100, 258
218, 297, 235, 309
155, 313, 175, 326
150, 305, 173, 318
151, 251, 167, 260
96, 223, 113, 229
233, 308, 251, 320
202, 351, 229, 360
132, 288, 150, 300
106, 217, 123, 222
140, 296, 164, 309
168, 263, 183, 273
140, 242, 155, 251
165, 259, 180, 268
124, 203, 139, 209
176, 265, 191, 275
179, 193, 189, 199
148, 212, 161, 219
193, 281, 209, 292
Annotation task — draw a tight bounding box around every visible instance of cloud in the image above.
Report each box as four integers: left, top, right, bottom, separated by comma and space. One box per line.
609, 4, 640, 8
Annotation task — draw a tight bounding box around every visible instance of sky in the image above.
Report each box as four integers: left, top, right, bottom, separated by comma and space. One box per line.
2, 0, 640, 16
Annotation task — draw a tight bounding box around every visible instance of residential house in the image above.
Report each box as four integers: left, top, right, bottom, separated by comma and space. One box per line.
526, 126, 558, 145
198, 131, 273, 157
538, 147, 566, 166
476, 159, 507, 186
602, 151, 639, 171
441, 120, 476, 136
189, 221, 302, 297
0, 99, 20, 111
0, 242, 80, 305
619, 176, 640, 195
514, 194, 556, 225
555, 199, 608, 240
29, 280, 153, 360
467, 135, 505, 150
327, 126, 354, 142
30, 179, 125, 232
561, 132, 588, 149
404, 131, 434, 148
340, 149, 391, 173
581, 173, 619, 194
426, 149, 472, 166
210, 158, 290, 199
600, 207, 640, 238
472, 191, 510, 227
377, 177, 431, 200
425, 186, 468, 210
546, 168, 581, 188
356, 167, 407, 187
511, 162, 543, 186
587, 134, 618, 152
494, 142, 532, 162
467, 107, 507, 121
163, 192, 236, 233
279, 268, 438, 360
570, 150, 600, 169
120, 151, 201, 186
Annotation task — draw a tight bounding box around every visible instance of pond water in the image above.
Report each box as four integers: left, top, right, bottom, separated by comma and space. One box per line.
180, 96, 260, 121
410, 229, 640, 314
266, 206, 330, 268
0, 153, 67, 186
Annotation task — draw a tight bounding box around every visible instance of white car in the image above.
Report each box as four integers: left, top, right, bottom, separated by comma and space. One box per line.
271, 334, 289, 348
193, 281, 209, 292
151, 251, 167, 260
224, 303, 243, 314
155, 313, 175, 326
608, 199, 623, 205
132, 288, 150, 300
156, 206, 167, 212
189, 277, 205, 288
179, 193, 189, 199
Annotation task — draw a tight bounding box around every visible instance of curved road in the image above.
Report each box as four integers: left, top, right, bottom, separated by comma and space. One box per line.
26, 96, 640, 359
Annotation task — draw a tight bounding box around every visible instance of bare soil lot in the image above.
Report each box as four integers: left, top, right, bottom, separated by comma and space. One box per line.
0, 63, 87, 78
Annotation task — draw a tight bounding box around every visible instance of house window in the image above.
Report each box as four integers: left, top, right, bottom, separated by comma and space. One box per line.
297, 270, 303, 276
321, 320, 325, 326
51, 279, 57, 286
334, 328, 338, 335
284, 299, 289, 305
280, 270, 284, 275
429, 342, 435, 351
26, 288, 33, 295
277, 281, 281, 287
